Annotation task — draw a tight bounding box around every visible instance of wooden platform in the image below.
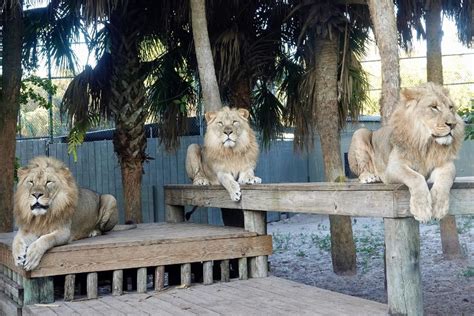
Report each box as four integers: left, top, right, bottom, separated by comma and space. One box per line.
0, 223, 272, 278
23, 276, 388, 315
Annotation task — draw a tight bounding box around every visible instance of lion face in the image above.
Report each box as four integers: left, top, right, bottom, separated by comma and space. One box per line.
15, 157, 78, 218
395, 83, 464, 147
204, 107, 251, 149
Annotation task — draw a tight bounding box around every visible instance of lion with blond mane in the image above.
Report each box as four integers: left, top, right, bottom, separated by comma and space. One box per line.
348, 82, 464, 222
186, 106, 261, 201
13, 156, 119, 271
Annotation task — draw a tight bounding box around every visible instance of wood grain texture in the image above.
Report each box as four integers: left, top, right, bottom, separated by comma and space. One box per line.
203, 261, 213, 285
137, 267, 147, 293
181, 263, 191, 286
154, 266, 165, 291
0, 273, 23, 305
63, 274, 75, 301
112, 270, 123, 296
87, 273, 98, 299
220, 260, 229, 282
384, 218, 423, 315
23, 276, 53, 305
238, 257, 248, 280
165, 180, 474, 217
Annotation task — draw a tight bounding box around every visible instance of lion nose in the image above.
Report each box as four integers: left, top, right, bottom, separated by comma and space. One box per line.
445, 121, 456, 129
32, 192, 43, 199
224, 128, 233, 136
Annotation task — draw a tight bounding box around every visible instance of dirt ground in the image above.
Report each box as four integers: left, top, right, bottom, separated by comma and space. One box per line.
267, 214, 474, 315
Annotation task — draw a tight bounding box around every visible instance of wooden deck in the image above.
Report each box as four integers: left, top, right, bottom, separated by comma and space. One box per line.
24, 276, 388, 315
0, 223, 272, 278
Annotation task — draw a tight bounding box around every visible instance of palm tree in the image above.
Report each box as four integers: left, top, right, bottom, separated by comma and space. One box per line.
0, 0, 23, 232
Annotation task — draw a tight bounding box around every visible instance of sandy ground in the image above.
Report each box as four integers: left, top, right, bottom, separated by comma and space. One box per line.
267, 214, 474, 315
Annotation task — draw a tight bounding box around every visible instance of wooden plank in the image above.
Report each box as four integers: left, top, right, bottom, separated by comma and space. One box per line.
87, 272, 98, 299
27, 236, 272, 278
181, 263, 191, 287
238, 257, 248, 280
166, 205, 185, 223
0, 273, 23, 305
202, 261, 213, 285
112, 270, 123, 296
384, 217, 423, 315
137, 267, 147, 293
23, 276, 54, 305
0, 292, 21, 316
154, 266, 165, 291
157, 291, 220, 315
220, 260, 229, 282
63, 274, 75, 301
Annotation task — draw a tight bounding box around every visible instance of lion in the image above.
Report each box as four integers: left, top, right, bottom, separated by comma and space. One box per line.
12, 156, 119, 271
348, 82, 464, 222
186, 106, 261, 201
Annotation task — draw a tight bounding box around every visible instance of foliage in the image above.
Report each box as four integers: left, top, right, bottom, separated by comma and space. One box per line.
19, 76, 57, 109
459, 103, 474, 140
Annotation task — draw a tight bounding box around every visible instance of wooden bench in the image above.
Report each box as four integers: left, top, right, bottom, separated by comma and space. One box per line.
164, 178, 474, 315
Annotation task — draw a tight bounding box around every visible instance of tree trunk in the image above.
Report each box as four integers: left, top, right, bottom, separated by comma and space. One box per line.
367, 0, 400, 124
190, 0, 223, 112
0, 1, 23, 233
314, 38, 356, 275
426, 0, 461, 259
230, 78, 252, 110
109, 6, 147, 224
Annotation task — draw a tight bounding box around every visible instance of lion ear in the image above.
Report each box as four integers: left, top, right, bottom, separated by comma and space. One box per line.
400, 87, 422, 106
205, 111, 217, 124
17, 167, 29, 181
238, 108, 250, 120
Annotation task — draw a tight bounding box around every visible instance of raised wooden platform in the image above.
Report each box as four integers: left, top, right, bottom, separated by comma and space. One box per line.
24, 276, 388, 315
0, 223, 272, 308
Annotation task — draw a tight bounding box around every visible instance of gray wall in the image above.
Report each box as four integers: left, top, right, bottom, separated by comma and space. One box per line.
15, 121, 474, 224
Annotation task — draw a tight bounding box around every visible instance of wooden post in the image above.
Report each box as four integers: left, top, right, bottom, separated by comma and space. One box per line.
440, 216, 462, 258
137, 268, 147, 293
87, 272, 98, 299
244, 210, 268, 278
154, 266, 165, 291
23, 277, 54, 305
166, 205, 185, 223
112, 270, 123, 296
64, 274, 75, 301
238, 257, 248, 280
384, 217, 423, 315
203, 261, 213, 285
220, 260, 230, 282
181, 263, 191, 287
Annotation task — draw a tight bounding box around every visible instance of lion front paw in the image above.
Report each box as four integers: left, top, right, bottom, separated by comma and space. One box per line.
227, 182, 242, 201
239, 176, 262, 185
193, 177, 210, 186
359, 171, 381, 184
410, 193, 432, 223
431, 188, 450, 220
24, 243, 45, 271
15, 252, 27, 268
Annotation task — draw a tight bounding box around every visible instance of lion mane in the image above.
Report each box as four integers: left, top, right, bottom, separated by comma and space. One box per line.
348, 82, 464, 222
186, 106, 261, 201
12, 156, 119, 271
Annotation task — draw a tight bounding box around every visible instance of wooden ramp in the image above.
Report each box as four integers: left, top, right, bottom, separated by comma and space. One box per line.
24, 276, 388, 315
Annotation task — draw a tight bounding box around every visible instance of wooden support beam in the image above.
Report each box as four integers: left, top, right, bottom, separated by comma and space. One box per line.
154, 266, 165, 291
244, 210, 268, 278
137, 268, 147, 293
64, 274, 75, 301
0, 273, 23, 305
238, 257, 248, 280
166, 205, 185, 223
220, 260, 230, 282
203, 261, 213, 285
23, 277, 54, 305
87, 272, 98, 299
384, 217, 423, 315
181, 263, 191, 287
112, 270, 123, 296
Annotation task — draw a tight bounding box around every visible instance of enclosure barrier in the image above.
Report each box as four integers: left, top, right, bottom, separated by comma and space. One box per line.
164, 178, 474, 315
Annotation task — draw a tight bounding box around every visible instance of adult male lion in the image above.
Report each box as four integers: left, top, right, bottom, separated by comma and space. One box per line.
348, 82, 464, 222
186, 106, 261, 201
13, 156, 119, 271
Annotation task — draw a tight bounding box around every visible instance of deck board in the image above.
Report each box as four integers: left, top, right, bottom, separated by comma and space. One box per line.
24, 277, 388, 315
0, 223, 272, 278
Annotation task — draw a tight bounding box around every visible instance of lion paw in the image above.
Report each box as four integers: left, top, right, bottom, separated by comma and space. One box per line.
193, 177, 210, 186
227, 182, 242, 201
24, 243, 45, 271
359, 172, 381, 184
410, 193, 432, 223
239, 176, 262, 185
15, 253, 27, 268
431, 188, 450, 220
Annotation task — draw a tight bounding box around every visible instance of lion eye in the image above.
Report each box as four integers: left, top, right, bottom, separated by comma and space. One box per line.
46, 181, 53, 186
233, 120, 239, 126
28, 180, 33, 185
217, 122, 223, 127
431, 105, 439, 112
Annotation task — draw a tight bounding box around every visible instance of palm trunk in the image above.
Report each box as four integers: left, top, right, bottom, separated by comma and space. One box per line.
314, 37, 356, 275
0, 1, 23, 232
230, 78, 252, 110
426, 0, 461, 259
367, 0, 400, 124
109, 6, 147, 224
190, 0, 223, 112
